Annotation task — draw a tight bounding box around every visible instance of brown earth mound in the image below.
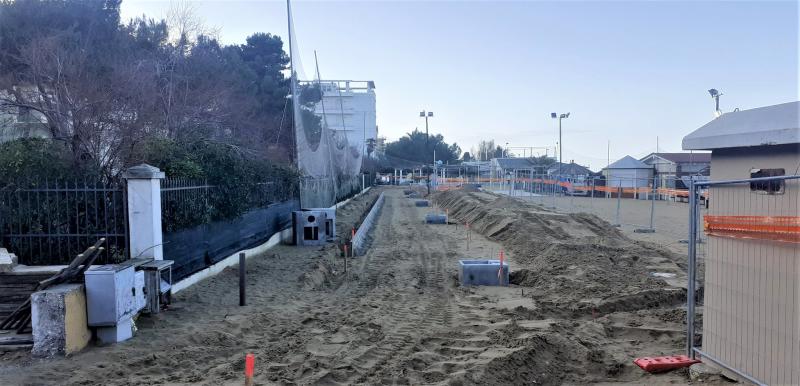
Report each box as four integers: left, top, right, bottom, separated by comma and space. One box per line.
432, 189, 687, 313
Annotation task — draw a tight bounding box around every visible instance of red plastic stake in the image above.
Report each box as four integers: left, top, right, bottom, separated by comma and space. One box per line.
245, 353, 255, 385
633, 355, 700, 373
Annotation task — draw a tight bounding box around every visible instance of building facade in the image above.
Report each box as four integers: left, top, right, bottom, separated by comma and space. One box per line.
308, 80, 377, 158
640, 152, 710, 189
602, 155, 653, 188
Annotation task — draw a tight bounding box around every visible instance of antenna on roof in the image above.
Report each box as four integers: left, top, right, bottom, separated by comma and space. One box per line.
708, 88, 723, 118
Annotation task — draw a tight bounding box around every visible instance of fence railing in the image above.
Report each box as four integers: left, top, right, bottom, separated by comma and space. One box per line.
0, 179, 128, 265
686, 174, 799, 385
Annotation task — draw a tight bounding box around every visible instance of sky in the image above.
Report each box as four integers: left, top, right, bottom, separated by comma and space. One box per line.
121, 0, 800, 171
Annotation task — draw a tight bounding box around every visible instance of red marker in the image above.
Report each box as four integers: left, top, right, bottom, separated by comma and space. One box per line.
245, 353, 255, 386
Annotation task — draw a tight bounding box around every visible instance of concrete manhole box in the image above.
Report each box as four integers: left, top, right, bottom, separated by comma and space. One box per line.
458, 260, 509, 286
425, 213, 447, 224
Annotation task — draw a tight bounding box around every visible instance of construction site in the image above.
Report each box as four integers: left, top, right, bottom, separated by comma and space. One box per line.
0, 1, 798, 385
0, 186, 699, 384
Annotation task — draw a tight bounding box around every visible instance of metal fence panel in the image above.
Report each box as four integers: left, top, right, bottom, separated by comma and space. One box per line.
0, 179, 128, 265
688, 175, 799, 385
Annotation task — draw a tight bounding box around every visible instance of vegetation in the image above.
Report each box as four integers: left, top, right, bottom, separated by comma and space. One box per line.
0, 0, 293, 179
384, 129, 461, 165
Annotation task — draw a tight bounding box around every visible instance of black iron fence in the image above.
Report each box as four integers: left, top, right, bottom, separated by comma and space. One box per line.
0, 179, 128, 265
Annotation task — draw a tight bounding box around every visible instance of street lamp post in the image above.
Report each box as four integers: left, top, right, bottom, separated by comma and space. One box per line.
550, 112, 570, 179
420, 110, 434, 193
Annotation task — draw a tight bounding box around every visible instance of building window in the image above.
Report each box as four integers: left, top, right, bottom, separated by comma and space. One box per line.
750, 168, 785, 194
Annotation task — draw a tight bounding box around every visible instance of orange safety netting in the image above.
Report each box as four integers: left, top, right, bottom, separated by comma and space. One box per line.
704, 215, 800, 243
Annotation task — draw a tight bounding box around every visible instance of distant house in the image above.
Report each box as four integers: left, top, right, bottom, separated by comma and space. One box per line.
682, 101, 799, 385
0, 106, 49, 143
640, 152, 711, 189
490, 157, 537, 179
602, 155, 653, 189
546, 161, 593, 177
547, 161, 594, 195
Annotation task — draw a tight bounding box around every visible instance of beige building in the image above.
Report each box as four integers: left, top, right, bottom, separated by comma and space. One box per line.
683, 101, 799, 384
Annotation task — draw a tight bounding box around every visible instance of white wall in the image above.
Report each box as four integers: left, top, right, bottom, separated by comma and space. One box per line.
605, 168, 652, 188
314, 81, 377, 158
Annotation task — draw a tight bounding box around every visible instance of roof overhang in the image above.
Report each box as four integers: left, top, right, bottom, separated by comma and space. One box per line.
683, 101, 800, 150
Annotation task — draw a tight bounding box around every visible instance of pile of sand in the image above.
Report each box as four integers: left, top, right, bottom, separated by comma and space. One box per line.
433, 189, 687, 314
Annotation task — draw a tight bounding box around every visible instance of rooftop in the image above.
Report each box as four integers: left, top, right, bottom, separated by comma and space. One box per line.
492, 158, 536, 169
604, 155, 650, 170
641, 152, 711, 164
683, 101, 800, 150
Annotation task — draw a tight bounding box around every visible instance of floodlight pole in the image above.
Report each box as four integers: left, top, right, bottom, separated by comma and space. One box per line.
551, 112, 570, 192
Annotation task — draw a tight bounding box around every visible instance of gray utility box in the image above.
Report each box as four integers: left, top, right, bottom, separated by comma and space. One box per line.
306, 208, 336, 241
84, 264, 145, 327
459, 260, 509, 286
292, 209, 331, 246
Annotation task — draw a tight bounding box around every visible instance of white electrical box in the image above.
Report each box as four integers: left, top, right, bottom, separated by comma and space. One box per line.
84, 264, 145, 327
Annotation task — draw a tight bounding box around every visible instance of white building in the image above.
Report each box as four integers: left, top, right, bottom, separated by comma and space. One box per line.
602, 155, 653, 188
310, 80, 377, 158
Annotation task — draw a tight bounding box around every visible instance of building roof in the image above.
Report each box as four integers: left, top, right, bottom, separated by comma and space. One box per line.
683, 101, 800, 150
493, 158, 536, 169
641, 152, 711, 164
605, 155, 650, 170
547, 162, 593, 175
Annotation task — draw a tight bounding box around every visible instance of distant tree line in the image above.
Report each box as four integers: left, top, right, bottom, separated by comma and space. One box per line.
383, 129, 461, 166
0, 0, 294, 180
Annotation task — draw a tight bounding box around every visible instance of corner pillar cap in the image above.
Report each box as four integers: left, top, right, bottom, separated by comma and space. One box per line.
123, 164, 165, 179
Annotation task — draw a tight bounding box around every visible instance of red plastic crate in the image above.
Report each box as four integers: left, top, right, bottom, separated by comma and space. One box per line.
634, 355, 701, 373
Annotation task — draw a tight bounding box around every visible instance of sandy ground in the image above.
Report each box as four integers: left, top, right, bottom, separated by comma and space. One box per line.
0, 186, 714, 385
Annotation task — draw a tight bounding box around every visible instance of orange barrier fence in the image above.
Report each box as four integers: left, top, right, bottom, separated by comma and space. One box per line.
434, 177, 705, 198
704, 215, 800, 243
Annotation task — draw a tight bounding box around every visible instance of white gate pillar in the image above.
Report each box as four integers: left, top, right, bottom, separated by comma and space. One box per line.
123, 164, 165, 260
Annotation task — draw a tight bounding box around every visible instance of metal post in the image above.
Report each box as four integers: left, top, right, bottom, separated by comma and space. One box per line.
649, 175, 656, 230
239, 252, 246, 306
614, 185, 621, 226
569, 177, 574, 212
687, 179, 698, 358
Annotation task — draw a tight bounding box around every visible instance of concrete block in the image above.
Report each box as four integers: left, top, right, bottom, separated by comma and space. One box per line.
425, 213, 447, 224
415, 200, 430, 207
689, 363, 725, 383
458, 260, 509, 286
31, 284, 91, 357
0, 248, 17, 273
352, 193, 385, 256
96, 316, 134, 345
